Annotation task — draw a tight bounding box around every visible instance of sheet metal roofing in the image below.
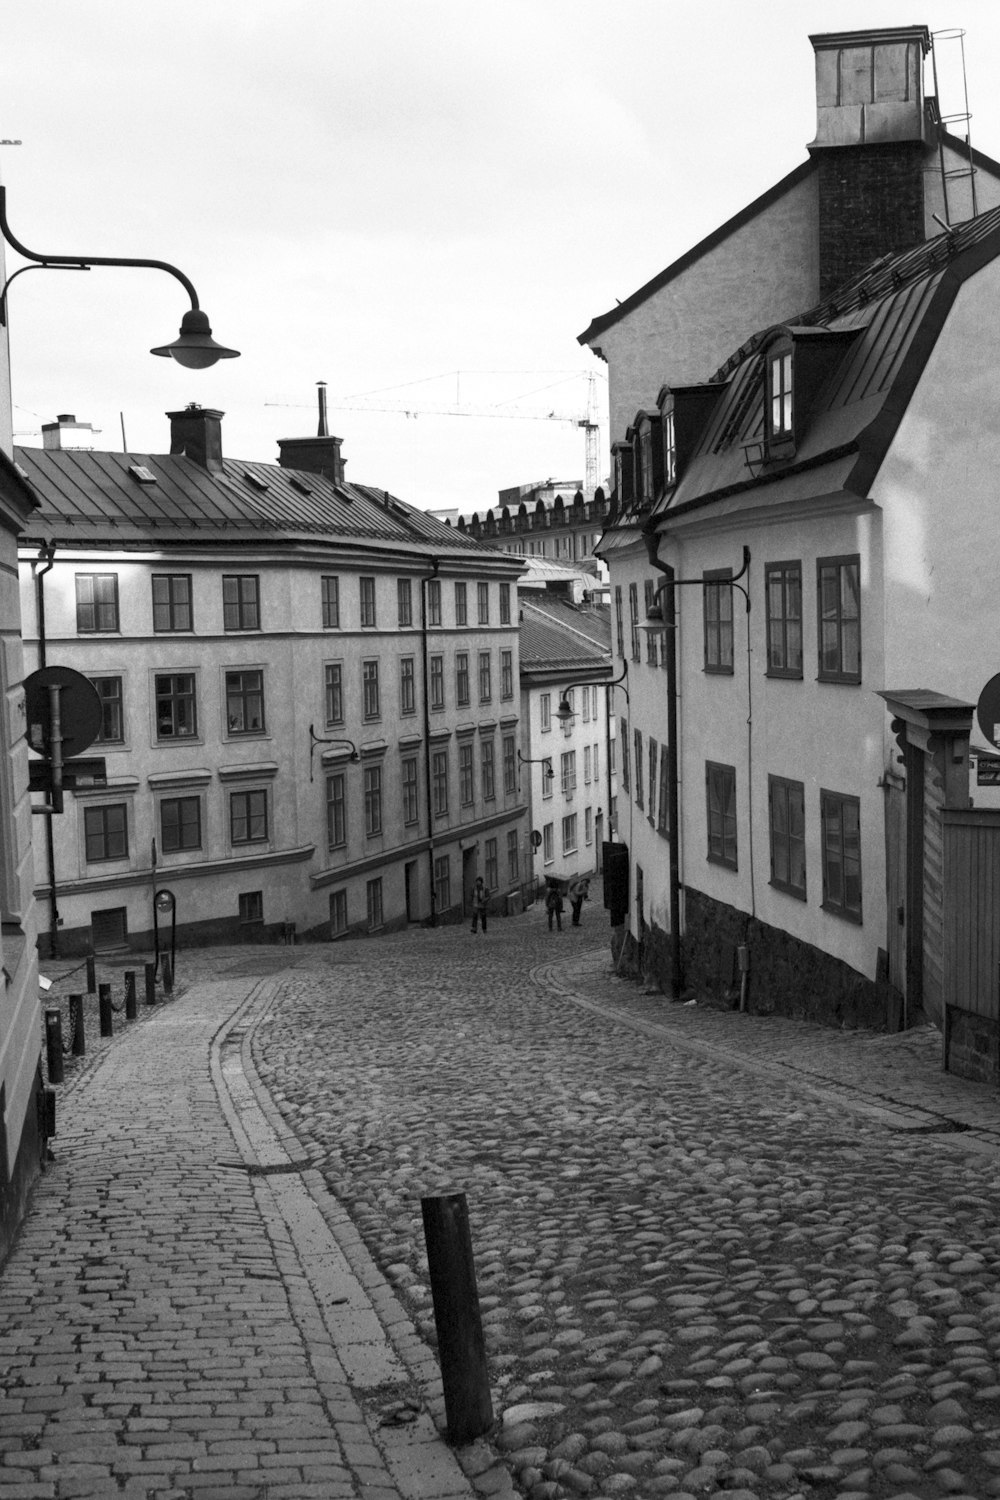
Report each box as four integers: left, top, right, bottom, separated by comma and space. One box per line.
519, 598, 612, 674
13, 446, 499, 557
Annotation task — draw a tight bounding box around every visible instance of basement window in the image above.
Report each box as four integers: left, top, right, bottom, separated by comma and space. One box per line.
128, 464, 157, 485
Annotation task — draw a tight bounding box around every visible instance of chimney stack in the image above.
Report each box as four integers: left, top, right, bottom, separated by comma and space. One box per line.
808, 26, 933, 299
41, 414, 99, 451
168, 404, 225, 472
276, 380, 346, 483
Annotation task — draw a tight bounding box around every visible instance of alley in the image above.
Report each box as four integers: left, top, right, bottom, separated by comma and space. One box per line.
252, 906, 1000, 1500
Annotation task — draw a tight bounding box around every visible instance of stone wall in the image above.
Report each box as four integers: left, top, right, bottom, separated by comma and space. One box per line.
946, 1008, 999, 1086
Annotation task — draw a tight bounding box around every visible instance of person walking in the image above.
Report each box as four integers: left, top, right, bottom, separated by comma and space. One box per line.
569, 876, 590, 927
470, 877, 489, 934
545, 884, 564, 932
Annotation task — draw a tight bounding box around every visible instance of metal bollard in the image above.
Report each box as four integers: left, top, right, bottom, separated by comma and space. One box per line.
161, 953, 173, 996
69, 993, 86, 1057
124, 970, 137, 1021
420, 1192, 493, 1444
44, 1007, 64, 1085
85, 953, 97, 993
144, 962, 157, 1006
99, 982, 113, 1038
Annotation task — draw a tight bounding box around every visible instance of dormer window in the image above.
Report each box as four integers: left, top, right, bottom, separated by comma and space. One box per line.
767, 346, 794, 441
663, 410, 676, 487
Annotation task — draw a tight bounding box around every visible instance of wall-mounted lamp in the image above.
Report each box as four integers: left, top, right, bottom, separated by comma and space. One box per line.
0, 185, 240, 367
638, 546, 751, 636
308, 725, 359, 781
555, 661, 629, 723
517, 750, 554, 781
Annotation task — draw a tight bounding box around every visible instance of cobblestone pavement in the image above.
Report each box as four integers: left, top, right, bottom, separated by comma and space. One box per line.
245, 900, 1000, 1500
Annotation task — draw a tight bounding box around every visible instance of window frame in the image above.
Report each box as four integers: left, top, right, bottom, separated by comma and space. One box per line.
432, 748, 449, 817
703, 570, 735, 674
459, 742, 475, 806
362, 658, 381, 722
706, 761, 738, 870
402, 755, 420, 826
222, 574, 260, 632
364, 763, 383, 837
397, 577, 412, 628
367, 876, 384, 931
821, 788, 862, 923
816, 554, 861, 685
154, 671, 198, 742
325, 661, 344, 727
765, 561, 803, 679
481, 738, 496, 802
89, 675, 125, 746
400, 656, 416, 716
502, 734, 516, 796
330, 888, 348, 936
326, 772, 347, 850
500, 649, 514, 701
230, 788, 269, 846
499, 582, 512, 625
224, 668, 265, 736
768, 775, 806, 900
477, 581, 489, 625
507, 829, 519, 882
454, 581, 468, 626
561, 813, 578, 856
766, 343, 794, 447
429, 654, 445, 711
322, 575, 341, 630
76, 573, 119, 634
359, 575, 377, 629
478, 650, 492, 704
160, 794, 202, 854
84, 801, 128, 864
426, 578, 442, 627
455, 651, 470, 708
152, 573, 193, 633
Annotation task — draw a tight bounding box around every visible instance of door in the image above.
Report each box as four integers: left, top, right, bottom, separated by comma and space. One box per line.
883, 770, 907, 1002
462, 846, 477, 915
404, 860, 416, 922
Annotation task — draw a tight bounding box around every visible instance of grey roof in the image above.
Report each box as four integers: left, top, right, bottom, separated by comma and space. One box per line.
519, 598, 612, 675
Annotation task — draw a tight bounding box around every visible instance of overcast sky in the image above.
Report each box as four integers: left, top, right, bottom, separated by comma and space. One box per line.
3, 1, 999, 511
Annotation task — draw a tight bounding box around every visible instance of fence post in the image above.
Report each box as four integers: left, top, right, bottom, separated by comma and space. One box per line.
98, 982, 113, 1038
124, 970, 137, 1021
145, 963, 157, 1006
420, 1192, 493, 1444
44, 1008, 64, 1085
69, 993, 86, 1057
85, 953, 97, 993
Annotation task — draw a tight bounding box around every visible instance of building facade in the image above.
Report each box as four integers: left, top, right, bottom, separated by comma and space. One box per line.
17, 407, 527, 954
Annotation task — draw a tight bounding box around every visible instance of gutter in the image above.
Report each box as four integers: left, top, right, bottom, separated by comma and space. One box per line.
642, 533, 683, 998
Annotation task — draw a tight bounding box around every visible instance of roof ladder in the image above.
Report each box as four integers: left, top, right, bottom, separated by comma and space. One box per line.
931, 27, 979, 224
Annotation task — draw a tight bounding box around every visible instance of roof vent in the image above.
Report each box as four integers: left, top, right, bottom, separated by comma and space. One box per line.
128, 463, 158, 485
289, 476, 312, 496
243, 470, 269, 492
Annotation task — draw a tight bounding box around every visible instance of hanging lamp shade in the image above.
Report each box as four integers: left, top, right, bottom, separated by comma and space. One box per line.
151, 307, 240, 369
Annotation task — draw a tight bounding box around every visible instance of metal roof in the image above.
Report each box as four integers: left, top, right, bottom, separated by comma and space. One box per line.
519, 598, 611, 674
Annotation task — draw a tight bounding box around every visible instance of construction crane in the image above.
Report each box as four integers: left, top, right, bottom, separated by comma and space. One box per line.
265, 372, 604, 497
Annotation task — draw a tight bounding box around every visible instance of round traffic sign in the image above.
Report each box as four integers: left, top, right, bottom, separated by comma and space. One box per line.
24, 666, 102, 759
155, 889, 176, 913
531, 829, 542, 848
977, 672, 1000, 746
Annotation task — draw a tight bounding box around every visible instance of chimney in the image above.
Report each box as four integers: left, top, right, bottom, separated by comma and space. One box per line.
808, 26, 933, 300
276, 380, 346, 484
168, 404, 224, 472
41, 414, 99, 451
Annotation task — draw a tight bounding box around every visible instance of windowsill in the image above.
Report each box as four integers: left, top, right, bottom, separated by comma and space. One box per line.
765, 669, 804, 681
704, 665, 735, 677
707, 853, 738, 872
770, 879, 807, 902
821, 900, 863, 925
817, 673, 862, 686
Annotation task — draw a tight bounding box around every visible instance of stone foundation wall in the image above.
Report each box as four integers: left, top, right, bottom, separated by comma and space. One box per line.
946, 1008, 999, 1085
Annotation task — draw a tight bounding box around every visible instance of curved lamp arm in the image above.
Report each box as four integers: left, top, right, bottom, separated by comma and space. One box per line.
555, 661, 629, 721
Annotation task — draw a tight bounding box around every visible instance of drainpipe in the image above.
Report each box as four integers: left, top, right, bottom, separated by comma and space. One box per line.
643, 533, 683, 999
420, 559, 441, 925
33, 540, 60, 957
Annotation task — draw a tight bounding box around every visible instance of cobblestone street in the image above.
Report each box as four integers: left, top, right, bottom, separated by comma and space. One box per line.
252, 901, 1000, 1500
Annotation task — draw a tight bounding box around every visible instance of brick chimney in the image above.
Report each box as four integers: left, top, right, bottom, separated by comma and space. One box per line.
808, 26, 933, 300
276, 382, 346, 484
168, 404, 224, 472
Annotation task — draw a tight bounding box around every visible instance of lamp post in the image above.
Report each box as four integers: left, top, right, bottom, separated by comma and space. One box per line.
0, 185, 240, 367
308, 727, 359, 782
552, 663, 628, 875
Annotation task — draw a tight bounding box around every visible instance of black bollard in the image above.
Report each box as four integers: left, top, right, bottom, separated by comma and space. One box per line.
420, 1192, 493, 1444
44, 1008, 64, 1085
124, 970, 137, 1021
98, 982, 113, 1038
85, 953, 97, 993
144, 962, 157, 1006
161, 953, 173, 996
69, 993, 85, 1057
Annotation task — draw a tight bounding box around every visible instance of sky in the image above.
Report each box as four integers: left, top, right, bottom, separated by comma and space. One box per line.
3, 0, 1000, 512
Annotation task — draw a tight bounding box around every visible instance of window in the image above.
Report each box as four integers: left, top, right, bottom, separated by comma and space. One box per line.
769, 777, 806, 899
584, 746, 592, 784
478, 651, 492, 704
84, 803, 128, 863
360, 576, 377, 628
223, 574, 260, 631
593, 742, 600, 782
364, 764, 383, 836
766, 562, 803, 678
161, 795, 201, 853
367, 877, 384, 931
427, 579, 442, 627
155, 673, 197, 740
90, 677, 124, 744
561, 750, 576, 795
152, 574, 192, 633
634, 729, 644, 809
459, 742, 475, 806
76, 573, 119, 633
620, 718, 630, 793
663, 408, 677, 487
706, 762, 737, 870
817, 556, 861, 683
400, 657, 416, 716
429, 654, 445, 711
231, 789, 268, 845
226, 669, 265, 734
501, 650, 514, 700
507, 830, 519, 881
609, 737, 616, 774
397, 577, 412, 627
326, 773, 347, 849
540, 693, 551, 733
434, 854, 451, 912
821, 790, 862, 921
543, 823, 554, 865
239, 891, 264, 926
614, 586, 625, 658
767, 346, 794, 441
648, 738, 658, 825
485, 837, 499, 890
585, 807, 593, 845
582, 686, 591, 724
500, 582, 512, 624
477, 582, 489, 625
432, 748, 449, 817
481, 739, 496, 801
657, 750, 670, 837
322, 576, 340, 629
362, 659, 380, 720
562, 814, 577, 856
330, 889, 348, 936
629, 583, 640, 661
325, 663, 344, 726
644, 580, 658, 665
402, 756, 419, 826
704, 571, 734, 673
455, 582, 468, 626
456, 652, 470, 707
503, 734, 517, 795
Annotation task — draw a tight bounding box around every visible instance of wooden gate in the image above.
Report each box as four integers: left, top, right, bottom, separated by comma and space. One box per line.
941, 807, 1000, 1078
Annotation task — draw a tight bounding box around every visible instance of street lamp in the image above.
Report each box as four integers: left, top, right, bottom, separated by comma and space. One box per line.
517, 750, 554, 784
308, 726, 359, 781
555, 662, 629, 723
0, 185, 240, 367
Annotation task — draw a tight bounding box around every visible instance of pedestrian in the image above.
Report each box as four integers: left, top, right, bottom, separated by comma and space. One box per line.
545, 884, 564, 932
569, 876, 590, 927
470, 877, 489, 934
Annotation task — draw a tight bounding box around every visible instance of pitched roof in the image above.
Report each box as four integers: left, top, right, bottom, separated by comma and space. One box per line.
519, 597, 611, 675
13, 447, 502, 561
